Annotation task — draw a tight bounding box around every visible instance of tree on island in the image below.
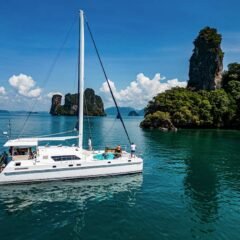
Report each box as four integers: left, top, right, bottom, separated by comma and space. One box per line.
222, 63, 240, 88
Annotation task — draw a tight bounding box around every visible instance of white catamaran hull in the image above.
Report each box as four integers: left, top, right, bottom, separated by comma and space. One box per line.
0, 157, 143, 185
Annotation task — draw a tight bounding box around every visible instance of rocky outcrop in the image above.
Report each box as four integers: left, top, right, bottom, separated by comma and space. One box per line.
50, 88, 105, 116
188, 27, 223, 90
140, 110, 177, 131
50, 94, 62, 115
84, 88, 105, 116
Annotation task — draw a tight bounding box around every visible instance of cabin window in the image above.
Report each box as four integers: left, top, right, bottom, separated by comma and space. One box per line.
13, 148, 28, 156
51, 155, 80, 161
15, 162, 21, 166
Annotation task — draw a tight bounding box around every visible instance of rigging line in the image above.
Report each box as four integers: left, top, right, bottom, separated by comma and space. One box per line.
101, 117, 117, 139
34, 129, 76, 138
82, 113, 118, 148
84, 16, 132, 145
18, 16, 78, 138
13, 129, 76, 139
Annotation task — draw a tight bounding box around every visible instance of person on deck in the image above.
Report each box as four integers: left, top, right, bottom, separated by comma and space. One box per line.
9, 147, 13, 156
130, 143, 136, 157
29, 148, 34, 159
88, 137, 92, 151
115, 145, 122, 158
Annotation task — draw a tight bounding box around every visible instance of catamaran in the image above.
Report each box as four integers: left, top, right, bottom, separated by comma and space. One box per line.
0, 10, 143, 184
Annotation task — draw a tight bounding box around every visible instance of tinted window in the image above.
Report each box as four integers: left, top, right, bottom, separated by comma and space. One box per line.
51, 155, 80, 161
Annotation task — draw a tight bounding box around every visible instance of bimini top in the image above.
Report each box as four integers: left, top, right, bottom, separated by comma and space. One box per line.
3, 136, 78, 147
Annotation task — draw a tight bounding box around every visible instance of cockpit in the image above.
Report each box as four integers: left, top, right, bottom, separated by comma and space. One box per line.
9, 146, 36, 161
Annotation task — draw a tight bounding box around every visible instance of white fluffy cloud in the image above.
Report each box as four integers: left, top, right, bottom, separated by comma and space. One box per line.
0, 86, 6, 95
47, 92, 63, 98
9, 74, 42, 98
100, 73, 187, 108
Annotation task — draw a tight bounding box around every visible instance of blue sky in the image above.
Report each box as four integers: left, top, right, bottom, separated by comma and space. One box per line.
0, 0, 240, 110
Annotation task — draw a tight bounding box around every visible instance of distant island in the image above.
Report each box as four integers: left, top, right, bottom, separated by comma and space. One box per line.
27, 111, 38, 114
0, 110, 9, 113
50, 88, 105, 116
128, 110, 139, 116
141, 27, 240, 130
105, 107, 144, 116
0, 110, 44, 114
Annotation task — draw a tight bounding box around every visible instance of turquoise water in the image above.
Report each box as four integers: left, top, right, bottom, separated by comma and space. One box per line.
0, 113, 240, 240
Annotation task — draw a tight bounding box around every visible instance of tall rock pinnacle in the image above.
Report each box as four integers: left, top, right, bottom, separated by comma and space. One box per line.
188, 27, 223, 90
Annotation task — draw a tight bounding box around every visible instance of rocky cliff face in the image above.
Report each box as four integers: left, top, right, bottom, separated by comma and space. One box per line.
50, 88, 105, 116
188, 27, 223, 90
50, 94, 62, 115
84, 88, 105, 116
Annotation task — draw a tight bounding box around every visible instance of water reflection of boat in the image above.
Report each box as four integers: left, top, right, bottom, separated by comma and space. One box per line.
0, 174, 143, 213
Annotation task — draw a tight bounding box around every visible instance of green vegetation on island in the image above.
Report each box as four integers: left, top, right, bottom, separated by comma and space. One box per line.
141, 27, 240, 130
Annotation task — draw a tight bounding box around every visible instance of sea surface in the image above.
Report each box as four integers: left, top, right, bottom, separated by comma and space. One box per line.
0, 112, 240, 240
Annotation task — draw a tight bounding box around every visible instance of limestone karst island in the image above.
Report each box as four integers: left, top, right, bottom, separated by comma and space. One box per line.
140, 27, 240, 130
50, 88, 105, 116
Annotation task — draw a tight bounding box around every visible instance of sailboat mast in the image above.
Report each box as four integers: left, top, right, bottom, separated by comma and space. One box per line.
78, 10, 84, 149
